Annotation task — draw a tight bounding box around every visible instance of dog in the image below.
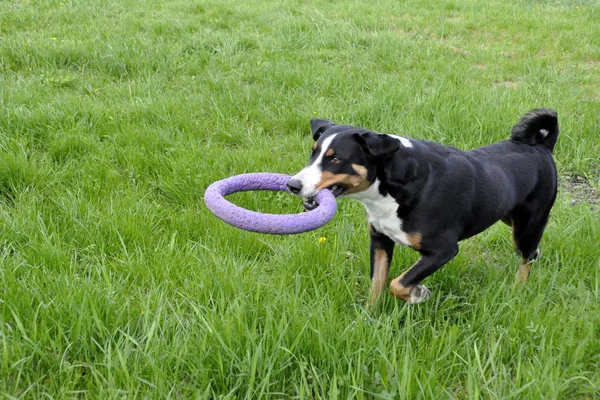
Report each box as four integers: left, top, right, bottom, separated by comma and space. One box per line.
287, 109, 559, 305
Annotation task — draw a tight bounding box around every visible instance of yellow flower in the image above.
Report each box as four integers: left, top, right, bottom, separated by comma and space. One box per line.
318, 237, 326, 243
141, 311, 145, 316
313, 111, 317, 115
52, 37, 57, 40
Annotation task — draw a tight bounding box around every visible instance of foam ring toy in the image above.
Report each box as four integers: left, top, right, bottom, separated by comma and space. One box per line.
204, 173, 337, 234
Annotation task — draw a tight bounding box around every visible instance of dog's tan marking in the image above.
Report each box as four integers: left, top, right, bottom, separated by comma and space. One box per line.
351, 164, 368, 179
326, 148, 335, 157
406, 233, 422, 250
389, 269, 413, 301
317, 171, 370, 195
506, 217, 535, 285
516, 258, 531, 284
367, 248, 390, 306
388, 260, 431, 304
312, 143, 317, 151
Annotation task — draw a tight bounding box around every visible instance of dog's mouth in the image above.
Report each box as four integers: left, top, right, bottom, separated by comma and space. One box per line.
303, 184, 347, 211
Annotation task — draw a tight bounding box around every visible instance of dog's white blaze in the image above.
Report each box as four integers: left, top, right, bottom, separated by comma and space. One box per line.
348, 180, 411, 246
388, 134, 413, 148
291, 134, 338, 199
539, 129, 549, 137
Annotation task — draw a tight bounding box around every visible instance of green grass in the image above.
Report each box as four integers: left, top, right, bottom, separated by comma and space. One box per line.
1, 0, 599, 397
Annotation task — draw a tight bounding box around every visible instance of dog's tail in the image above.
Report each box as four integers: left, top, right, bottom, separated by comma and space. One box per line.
510, 108, 559, 152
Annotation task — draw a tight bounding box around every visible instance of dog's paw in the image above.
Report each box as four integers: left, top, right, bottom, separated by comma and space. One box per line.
408, 285, 431, 304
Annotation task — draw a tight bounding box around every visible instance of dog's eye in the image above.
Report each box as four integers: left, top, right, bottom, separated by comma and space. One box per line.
331, 157, 341, 164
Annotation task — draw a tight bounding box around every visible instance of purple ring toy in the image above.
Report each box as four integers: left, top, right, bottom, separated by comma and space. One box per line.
204, 173, 337, 234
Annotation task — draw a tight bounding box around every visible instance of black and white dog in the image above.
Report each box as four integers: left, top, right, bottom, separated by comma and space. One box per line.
288, 109, 559, 305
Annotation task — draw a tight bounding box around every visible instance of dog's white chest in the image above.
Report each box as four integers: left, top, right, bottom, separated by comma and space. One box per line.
347, 181, 411, 247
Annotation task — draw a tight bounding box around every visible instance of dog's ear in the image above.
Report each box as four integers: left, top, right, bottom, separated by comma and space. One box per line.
310, 119, 335, 141
354, 132, 400, 158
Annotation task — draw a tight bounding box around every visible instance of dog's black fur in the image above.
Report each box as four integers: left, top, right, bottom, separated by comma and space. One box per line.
288, 109, 559, 304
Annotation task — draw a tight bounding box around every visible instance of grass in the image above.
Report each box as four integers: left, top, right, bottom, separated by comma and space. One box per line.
0, 0, 599, 397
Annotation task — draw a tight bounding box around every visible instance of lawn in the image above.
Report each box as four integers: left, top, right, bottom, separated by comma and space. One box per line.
0, 0, 599, 398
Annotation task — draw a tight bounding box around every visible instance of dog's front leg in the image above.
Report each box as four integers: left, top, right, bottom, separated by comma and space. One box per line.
389, 244, 458, 304
366, 225, 395, 306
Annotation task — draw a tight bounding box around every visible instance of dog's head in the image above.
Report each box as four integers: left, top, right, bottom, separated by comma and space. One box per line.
288, 119, 402, 209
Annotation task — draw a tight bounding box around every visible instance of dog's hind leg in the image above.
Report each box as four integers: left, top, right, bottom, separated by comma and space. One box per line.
510, 206, 551, 284
389, 243, 458, 304
366, 225, 395, 306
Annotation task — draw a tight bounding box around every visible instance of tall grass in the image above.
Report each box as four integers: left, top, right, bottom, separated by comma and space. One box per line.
0, 0, 598, 397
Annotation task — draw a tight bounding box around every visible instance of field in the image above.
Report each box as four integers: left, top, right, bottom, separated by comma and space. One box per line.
1, 0, 599, 398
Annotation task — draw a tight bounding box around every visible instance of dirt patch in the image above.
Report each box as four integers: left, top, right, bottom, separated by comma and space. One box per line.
561, 175, 599, 207
584, 60, 600, 69
447, 17, 463, 24
492, 80, 520, 89
450, 45, 468, 55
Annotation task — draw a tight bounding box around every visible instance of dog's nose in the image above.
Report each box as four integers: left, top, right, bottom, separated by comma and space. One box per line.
287, 179, 303, 195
